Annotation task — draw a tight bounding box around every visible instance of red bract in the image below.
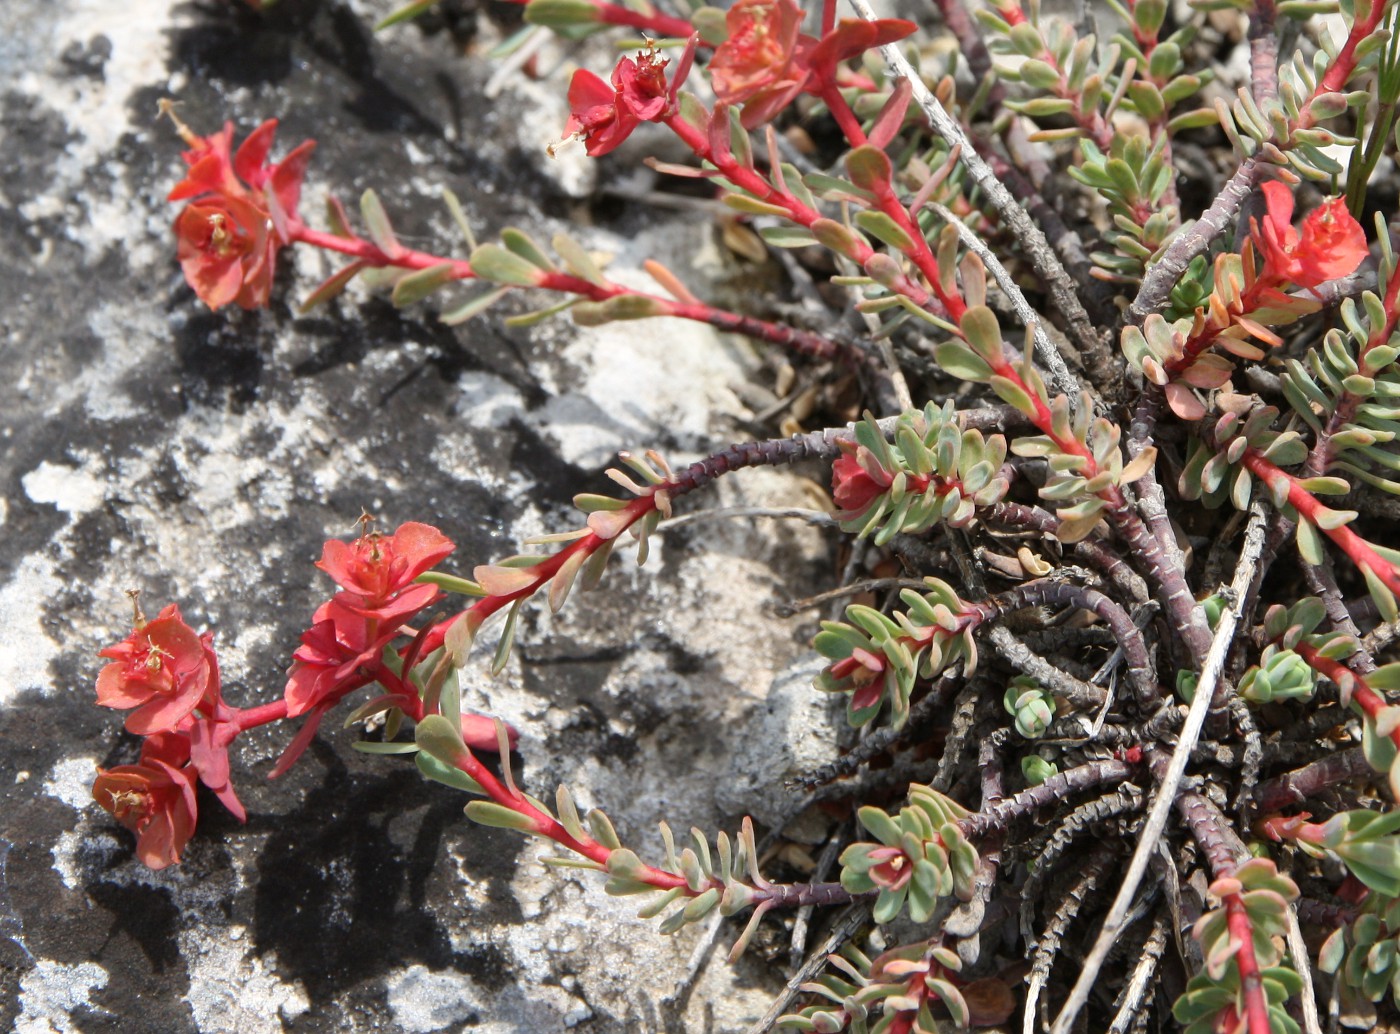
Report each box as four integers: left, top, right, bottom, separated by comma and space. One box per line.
186, 694, 246, 823
832, 445, 893, 518
806, 17, 916, 79
168, 119, 315, 310
96, 604, 213, 736
1256, 181, 1367, 289
828, 647, 887, 711
561, 50, 671, 156
92, 733, 199, 870
317, 521, 454, 613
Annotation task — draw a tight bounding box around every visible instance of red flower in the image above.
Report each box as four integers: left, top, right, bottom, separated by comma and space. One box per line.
831, 444, 893, 518
317, 521, 454, 614
169, 118, 315, 310
1256, 181, 1367, 289
92, 733, 199, 870
561, 50, 671, 157
709, 0, 915, 128
175, 197, 277, 310
96, 604, 214, 736
710, 0, 811, 126
282, 599, 518, 757
865, 845, 913, 892
287, 523, 454, 718
284, 599, 402, 717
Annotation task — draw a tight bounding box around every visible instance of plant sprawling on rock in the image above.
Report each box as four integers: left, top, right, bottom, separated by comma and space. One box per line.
89, 0, 1400, 1028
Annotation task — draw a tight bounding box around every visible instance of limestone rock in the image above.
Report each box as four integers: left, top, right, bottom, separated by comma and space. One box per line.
0, 1, 836, 1030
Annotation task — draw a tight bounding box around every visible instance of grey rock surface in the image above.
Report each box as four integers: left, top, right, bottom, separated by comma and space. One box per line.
0, 1, 843, 1030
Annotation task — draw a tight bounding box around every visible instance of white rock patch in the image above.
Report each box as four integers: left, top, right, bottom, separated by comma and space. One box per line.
16, 960, 110, 1034
22, 461, 106, 516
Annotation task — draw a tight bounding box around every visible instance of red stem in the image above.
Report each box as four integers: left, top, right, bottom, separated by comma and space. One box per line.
439, 737, 693, 887
235, 698, 290, 731
1224, 893, 1276, 1034
659, 109, 940, 311
1242, 449, 1400, 599
588, 0, 696, 39
292, 224, 473, 277
292, 224, 855, 366
1300, 2, 1389, 126
1165, 267, 1286, 378
818, 83, 968, 320
496, 0, 695, 39
409, 494, 661, 665
1293, 639, 1400, 752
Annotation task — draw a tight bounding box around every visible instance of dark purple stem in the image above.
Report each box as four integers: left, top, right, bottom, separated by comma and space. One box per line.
958, 759, 1138, 840
1253, 747, 1372, 811
985, 501, 1148, 602
1175, 789, 1248, 877
760, 881, 862, 908
1127, 389, 1214, 669
667, 425, 863, 495
1248, 0, 1280, 107
1297, 897, 1356, 928
1129, 159, 1258, 325
991, 579, 1159, 708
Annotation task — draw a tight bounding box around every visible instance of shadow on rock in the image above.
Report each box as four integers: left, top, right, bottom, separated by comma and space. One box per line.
250, 739, 525, 1001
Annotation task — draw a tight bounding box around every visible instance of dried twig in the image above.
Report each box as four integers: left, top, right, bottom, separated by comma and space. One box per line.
1364, 618, 1400, 656
1024, 844, 1118, 1034
1286, 894, 1325, 1034
931, 679, 983, 792
788, 822, 848, 969
744, 903, 872, 1034
987, 625, 1107, 709
1107, 911, 1170, 1034
1019, 785, 1146, 943
1049, 501, 1269, 1034
794, 669, 962, 789
1230, 695, 1265, 820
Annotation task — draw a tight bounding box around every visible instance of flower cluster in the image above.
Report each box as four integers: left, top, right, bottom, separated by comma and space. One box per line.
708, 0, 914, 128
92, 602, 243, 867
1122, 183, 1369, 417
167, 112, 314, 309
278, 520, 514, 766
840, 785, 978, 924
90, 521, 521, 865
828, 405, 1009, 545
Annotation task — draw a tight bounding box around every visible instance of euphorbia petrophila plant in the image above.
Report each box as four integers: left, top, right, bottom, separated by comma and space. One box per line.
89, 0, 1400, 1029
